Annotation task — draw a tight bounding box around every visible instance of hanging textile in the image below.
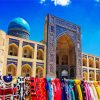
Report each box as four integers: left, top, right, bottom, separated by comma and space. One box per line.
47, 78, 53, 100
74, 79, 83, 100
80, 81, 87, 100
25, 77, 31, 100
61, 78, 67, 100
73, 80, 79, 100
94, 81, 100, 99
30, 77, 37, 100
16, 77, 25, 100
52, 78, 62, 100
0, 75, 100, 100
90, 81, 98, 100
36, 78, 46, 100
69, 80, 75, 100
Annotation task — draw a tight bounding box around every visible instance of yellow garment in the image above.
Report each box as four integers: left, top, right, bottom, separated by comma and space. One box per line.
94, 81, 100, 100
74, 79, 83, 100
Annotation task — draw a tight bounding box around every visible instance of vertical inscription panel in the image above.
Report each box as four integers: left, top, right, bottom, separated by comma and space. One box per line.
46, 15, 56, 77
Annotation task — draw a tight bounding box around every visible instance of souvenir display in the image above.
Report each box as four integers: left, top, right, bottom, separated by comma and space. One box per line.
0, 76, 100, 100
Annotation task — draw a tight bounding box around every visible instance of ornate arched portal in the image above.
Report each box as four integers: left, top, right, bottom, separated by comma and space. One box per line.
45, 14, 82, 79
56, 34, 76, 78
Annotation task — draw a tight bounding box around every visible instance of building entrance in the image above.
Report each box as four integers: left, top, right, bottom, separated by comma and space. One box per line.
56, 34, 76, 78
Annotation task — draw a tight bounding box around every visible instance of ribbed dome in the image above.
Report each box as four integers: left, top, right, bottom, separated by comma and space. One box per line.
8, 17, 30, 34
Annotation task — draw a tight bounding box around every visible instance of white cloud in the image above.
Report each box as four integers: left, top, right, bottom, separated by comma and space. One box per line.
40, 0, 71, 6
95, 0, 100, 2
51, 0, 71, 6
40, 0, 46, 4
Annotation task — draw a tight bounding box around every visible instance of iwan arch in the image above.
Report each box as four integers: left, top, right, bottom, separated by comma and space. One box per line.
0, 14, 100, 81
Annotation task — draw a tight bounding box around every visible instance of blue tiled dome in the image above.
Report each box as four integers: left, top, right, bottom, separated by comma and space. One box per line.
8, 17, 30, 34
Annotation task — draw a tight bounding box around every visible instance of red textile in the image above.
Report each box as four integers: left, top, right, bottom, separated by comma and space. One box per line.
36, 78, 46, 100
53, 79, 62, 100
30, 77, 37, 100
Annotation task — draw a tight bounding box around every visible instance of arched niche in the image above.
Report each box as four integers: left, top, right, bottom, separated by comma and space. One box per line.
21, 64, 32, 77
8, 43, 18, 56
23, 45, 34, 58
6, 64, 17, 76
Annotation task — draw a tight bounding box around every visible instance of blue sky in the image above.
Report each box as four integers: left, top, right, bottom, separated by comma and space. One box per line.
0, 0, 100, 56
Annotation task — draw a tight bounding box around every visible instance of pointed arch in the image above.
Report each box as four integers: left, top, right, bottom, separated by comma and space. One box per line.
89, 71, 95, 81
96, 73, 100, 81
56, 34, 76, 78
23, 45, 34, 58
89, 58, 94, 67
8, 43, 18, 56
36, 66, 44, 78
82, 58, 87, 66
21, 64, 32, 77
37, 49, 44, 60
96, 60, 99, 69
6, 64, 17, 76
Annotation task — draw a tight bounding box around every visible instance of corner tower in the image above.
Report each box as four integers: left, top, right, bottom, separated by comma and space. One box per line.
44, 14, 82, 79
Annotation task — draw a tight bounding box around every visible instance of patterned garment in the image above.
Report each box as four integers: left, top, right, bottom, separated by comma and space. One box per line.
62, 79, 71, 100
4, 82, 13, 99
47, 78, 53, 100
24, 77, 31, 100
64, 79, 69, 100
80, 81, 88, 100
36, 78, 46, 100
30, 77, 37, 100
69, 80, 75, 100
16, 77, 25, 100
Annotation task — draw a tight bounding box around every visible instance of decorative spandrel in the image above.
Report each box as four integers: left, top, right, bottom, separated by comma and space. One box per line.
56, 25, 77, 43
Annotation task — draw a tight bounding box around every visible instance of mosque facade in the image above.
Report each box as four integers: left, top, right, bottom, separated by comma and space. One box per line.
0, 14, 100, 81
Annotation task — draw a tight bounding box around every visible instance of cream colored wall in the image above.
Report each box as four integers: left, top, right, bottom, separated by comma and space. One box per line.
0, 31, 100, 80
0, 30, 6, 75
2, 35, 46, 78
82, 53, 100, 81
